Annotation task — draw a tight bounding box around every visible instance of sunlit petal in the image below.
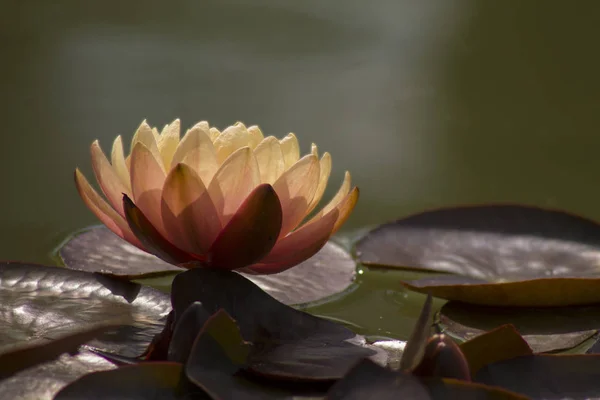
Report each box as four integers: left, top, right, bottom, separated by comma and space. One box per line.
247, 125, 264, 150
280, 133, 300, 170
130, 120, 165, 172
130, 142, 167, 235
254, 136, 285, 184
213, 123, 250, 163
171, 125, 218, 185
208, 147, 260, 225
161, 163, 221, 254
306, 152, 332, 214
208, 184, 282, 270
272, 154, 320, 236
157, 118, 180, 170
110, 136, 131, 190
91, 140, 130, 217
306, 171, 351, 224
74, 169, 142, 248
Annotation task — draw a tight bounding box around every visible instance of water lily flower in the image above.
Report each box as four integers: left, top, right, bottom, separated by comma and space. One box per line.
75, 119, 358, 274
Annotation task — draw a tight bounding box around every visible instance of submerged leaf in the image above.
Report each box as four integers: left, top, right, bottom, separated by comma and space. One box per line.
58, 226, 356, 305
356, 205, 600, 306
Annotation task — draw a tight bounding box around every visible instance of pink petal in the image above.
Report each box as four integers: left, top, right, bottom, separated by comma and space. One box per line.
272, 154, 320, 237
74, 169, 143, 249
123, 194, 195, 265
306, 152, 332, 214
207, 184, 282, 270
207, 147, 260, 225
161, 163, 222, 255
130, 142, 168, 236
90, 140, 131, 217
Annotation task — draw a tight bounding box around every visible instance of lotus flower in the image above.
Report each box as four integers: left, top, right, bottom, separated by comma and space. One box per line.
75, 119, 358, 274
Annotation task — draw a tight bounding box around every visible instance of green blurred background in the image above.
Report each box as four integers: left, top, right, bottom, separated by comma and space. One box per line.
2, 0, 600, 338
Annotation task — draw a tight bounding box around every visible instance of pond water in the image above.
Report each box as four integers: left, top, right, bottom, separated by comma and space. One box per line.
2, 0, 600, 340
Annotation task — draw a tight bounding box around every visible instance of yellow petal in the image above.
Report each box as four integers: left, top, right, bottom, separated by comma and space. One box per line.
306, 152, 332, 214
280, 133, 300, 170
110, 135, 131, 190
213, 124, 250, 164
331, 186, 359, 234
161, 163, 222, 255
311, 143, 318, 157
91, 140, 131, 217
157, 118, 180, 170
130, 120, 165, 172
209, 127, 220, 142
130, 142, 167, 236
152, 127, 160, 143
306, 171, 352, 224
207, 147, 260, 225
171, 125, 219, 185
247, 125, 264, 150
74, 169, 142, 249
272, 154, 320, 237
253, 136, 285, 184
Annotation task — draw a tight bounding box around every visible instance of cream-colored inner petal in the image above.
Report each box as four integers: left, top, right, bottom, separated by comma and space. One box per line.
157, 118, 181, 170
213, 124, 251, 164
254, 136, 285, 184
280, 133, 300, 170
306, 152, 332, 214
110, 135, 131, 190
247, 125, 264, 150
172, 126, 219, 185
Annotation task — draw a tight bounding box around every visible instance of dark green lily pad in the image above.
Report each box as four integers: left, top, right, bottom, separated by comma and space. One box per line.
171, 267, 380, 381
355, 205, 600, 306
186, 309, 321, 399
54, 362, 205, 399
440, 301, 599, 353
58, 226, 357, 305
327, 359, 528, 400
475, 354, 600, 399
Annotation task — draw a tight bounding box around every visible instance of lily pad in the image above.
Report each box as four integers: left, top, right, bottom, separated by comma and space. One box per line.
58, 226, 357, 305
475, 354, 600, 399
54, 362, 203, 400
171, 267, 379, 381
440, 301, 599, 353
355, 205, 600, 306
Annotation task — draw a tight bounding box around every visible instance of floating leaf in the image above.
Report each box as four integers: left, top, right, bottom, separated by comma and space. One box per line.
59, 226, 356, 305
459, 324, 532, 376
440, 301, 599, 353
327, 358, 528, 400
171, 268, 378, 381
54, 362, 201, 399
356, 205, 600, 306
168, 302, 211, 364
475, 354, 600, 399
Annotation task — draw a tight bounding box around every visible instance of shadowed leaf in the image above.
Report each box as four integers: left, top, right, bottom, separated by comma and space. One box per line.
168, 302, 211, 364
475, 354, 600, 399
171, 268, 378, 381
412, 334, 471, 381
440, 301, 599, 352
58, 226, 356, 305
459, 324, 532, 376
54, 362, 205, 399
356, 205, 600, 306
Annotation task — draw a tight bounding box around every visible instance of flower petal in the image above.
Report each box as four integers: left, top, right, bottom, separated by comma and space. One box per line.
254, 136, 285, 184
161, 163, 222, 254
247, 125, 264, 150
207, 184, 282, 270
74, 169, 142, 249
213, 123, 250, 163
123, 194, 194, 265
246, 202, 339, 274
130, 142, 167, 235
207, 147, 260, 225
280, 133, 300, 170
306, 171, 352, 224
157, 118, 180, 170
272, 154, 320, 237
331, 186, 359, 234
171, 125, 218, 185
209, 127, 220, 142
110, 135, 131, 190
91, 140, 131, 217
130, 120, 165, 172
306, 152, 332, 214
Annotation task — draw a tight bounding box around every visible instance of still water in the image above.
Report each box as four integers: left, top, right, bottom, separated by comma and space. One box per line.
2, 0, 600, 338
